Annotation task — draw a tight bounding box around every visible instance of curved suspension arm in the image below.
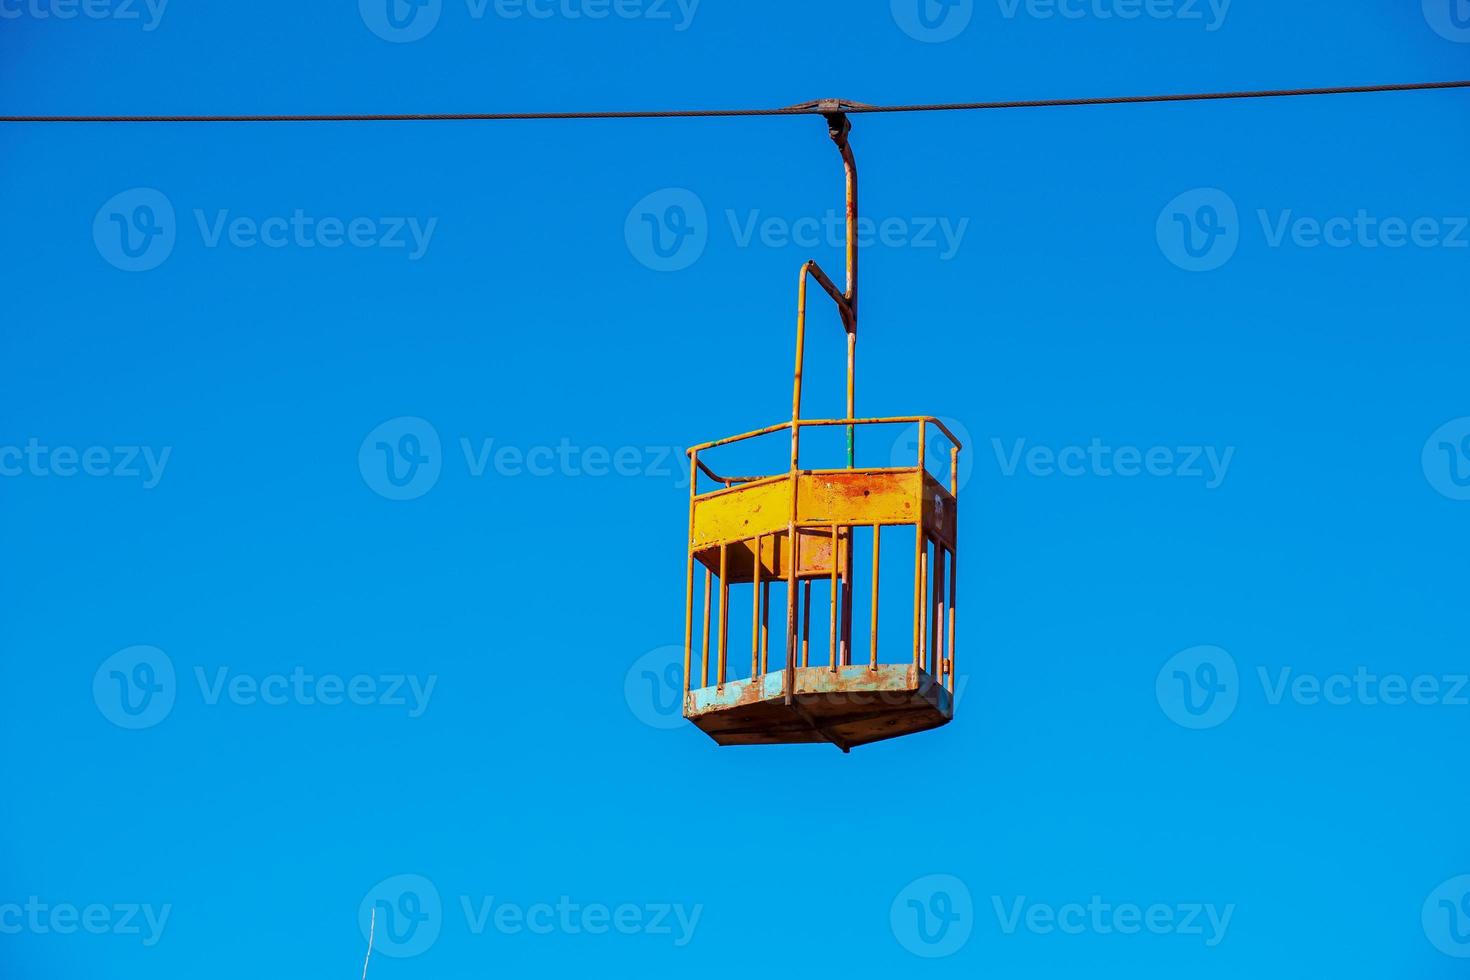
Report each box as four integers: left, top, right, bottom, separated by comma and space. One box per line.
789, 109, 859, 473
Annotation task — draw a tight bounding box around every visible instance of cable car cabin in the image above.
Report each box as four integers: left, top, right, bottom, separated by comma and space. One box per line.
679, 107, 962, 752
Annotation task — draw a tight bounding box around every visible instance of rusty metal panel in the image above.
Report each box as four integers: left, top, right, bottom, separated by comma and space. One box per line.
920, 471, 958, 551
797, 468, 920, 526
690, 474, 791, 549
694, 526, 846, 582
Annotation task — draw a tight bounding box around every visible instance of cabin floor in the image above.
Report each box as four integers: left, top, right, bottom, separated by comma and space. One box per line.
684, 663, 953, 752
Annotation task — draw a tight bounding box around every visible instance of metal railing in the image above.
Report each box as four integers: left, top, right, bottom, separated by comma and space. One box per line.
688, 415, 964, 493
683, 417, 962, 701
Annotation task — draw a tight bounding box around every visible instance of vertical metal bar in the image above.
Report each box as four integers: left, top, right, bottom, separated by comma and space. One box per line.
845, 331, 856, 466
913, 421, 927, 667
684, 451, 697, 695
829, 113, 859, 468
701, 569, 711, 688
842, 573, 853, 667
931, 541, 946, 677
838, 527, 851, 668
791, 272, 809, 472
926, 539, 936, 675
802, 579, 812, 668
948, 441, 959, 693
784, 523, 798, 704
919, 536, 929, 672
785, 435, 800, 703
684, 559, 694, 695
751, 535, 761, 680
717, 541, 729, 688
840, 131, 858, 327
912, 529, 924, 668
947, 547, 957, 694
761, 580, 771, 675
869, 524, 880, 671
786, 240, 804, 701
829, 523, 840, 670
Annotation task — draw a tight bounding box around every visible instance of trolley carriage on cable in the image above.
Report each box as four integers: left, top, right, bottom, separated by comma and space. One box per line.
680, 106, 961, 752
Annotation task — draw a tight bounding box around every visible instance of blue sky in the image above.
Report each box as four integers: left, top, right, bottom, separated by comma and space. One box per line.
2, 1, 1469, 977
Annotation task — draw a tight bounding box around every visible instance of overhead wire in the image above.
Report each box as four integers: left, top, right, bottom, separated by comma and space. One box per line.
1, 80, 1467, 123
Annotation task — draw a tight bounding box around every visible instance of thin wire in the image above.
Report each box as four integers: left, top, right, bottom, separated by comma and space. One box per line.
361, 907, 375, 980
0, 80, 1466, 123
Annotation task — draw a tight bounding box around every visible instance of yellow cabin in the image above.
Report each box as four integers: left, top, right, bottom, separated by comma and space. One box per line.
680, 106, 962, 752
